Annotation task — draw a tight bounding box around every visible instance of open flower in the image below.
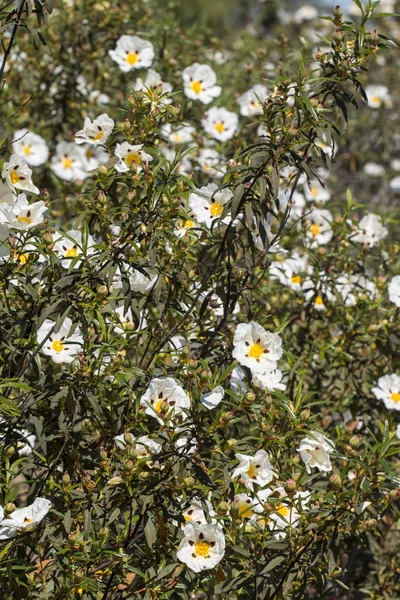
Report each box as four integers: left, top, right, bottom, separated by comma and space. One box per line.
200, 386, 224, 409
388, 275, 400, 307
202, 106, 239, 142
115, 434, 162, 456
232, 493, 263, 521
365, 84, 390, 108
372, 374, 400, 410
237, 84, 268, 116
232, 321, 283, 375
252, 369, 286, 392
182, 63, 221, 104
37, 317, 83, 364
304, 209, 333, 246
297, 432, 335, 474
129, 268, 158, 294
12, 129, 49, 167
75, 113, 114, 146
304, 180, 331, 204
161, 123, 195, 145
197, 148, 225, 178
177, 522, 225, 573
53, 229, 96, 268
232, 449, 274, 491
0, 498, 51, 540
114, 142, 153, 173
51, 141, 89, 181
189, 183, 232, 227
134, 68, 173, 103
0, 194, 46, 230
108, 35, 154, 72
139, 377, 191, 423
351, 214, 388, 247
2, 155, 40, 194
269, 252, 311, 292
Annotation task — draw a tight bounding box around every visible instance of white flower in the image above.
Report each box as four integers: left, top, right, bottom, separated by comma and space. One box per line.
232, 449, 274, 491
372, 374, 400, 411
336, 273, 377, 307
51, 142, 89, 181
2, 155, 40, 194
0, 498, 51, 540
53, 229, 96, 268
363, 162, 385, 177
0, 194, 46, 230
197, 148, 225, 178
200, 386, 224, 409
0, 181, 17, 207
232, 321, 283, 375
304, 180, 331, 204
297, 432, 335, 474
129, 268, 158, 294
12, 129, 49, 167
396, 424, 400, 440
304, 209, 333, 246
351, 214, 388, 247
108, 35, 154, 72
37, 317, 83, 364
75, 113, 114, 146
252, 369, 286, 392
269, 252, 310, 292
232, 493, 263, 520
365, 84, 390, 108
182, 63, 221, 104
161, 123, 195, 145
237, 84, 268, 116
177, 522, 225, 573
202, 106, 238, 142
82, 144, 109, 172
189, 183, 232, 227
114, 142, 153, 173
260, 486, 306, 539
230, 366, 248, 395
181, 497, 216, 526
388, 275, 400, 308
139, 377, 191, 423
134, 68, 173, 103
115, 433, 162, 455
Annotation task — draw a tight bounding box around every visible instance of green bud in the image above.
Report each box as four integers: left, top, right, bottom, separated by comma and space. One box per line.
5, 502, 16, 514
329, 474, 342, 490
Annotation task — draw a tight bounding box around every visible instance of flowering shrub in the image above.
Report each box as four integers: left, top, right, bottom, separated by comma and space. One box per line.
0, 0, 400, 598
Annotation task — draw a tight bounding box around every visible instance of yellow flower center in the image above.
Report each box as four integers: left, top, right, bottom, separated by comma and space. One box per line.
86, 149, 94, 159
311, 187, 319, 197
62, 157, 73, 169
17, 215, 32, 225
194, 541, 211, 557
210, 202, 223, 217
183, 219, 194, 229
310, 223, 321, 236
315, 296, 324, 306
22, 145, 32, 156
126, 52, 139, 65
214, 122, 225, 134
17, 253, 29, 264
153, 398, 166, 414
24, 517, 32, 523
239, 503, 254, 519
190, 81, 202, 95
390, 392, 400, 403
65, 247, 78, 258
51, 340, 64, 353
371, 95, 380, 105
291, 275, 301, 285
10, 170, 20, 184
125, 153, 141, 168
246, 463, 257, 478
248, 342, 264, 360
184, 514, 192, 522
94, 131, 104, 141
172, 134, 182, 143
276, 504, 290, 518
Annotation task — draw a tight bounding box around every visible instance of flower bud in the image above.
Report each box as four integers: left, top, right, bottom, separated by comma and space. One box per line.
329, 474, 342, 490
284, 479, 297, 494
184, 476, 195, 488
98, 165, 108, 174
124, 432, 133, 445
218, 501, 229, 514
389, 489, 400, 501
365, 518, 377, 530
4, 502, 16, 515
62, 472, 71, 486
5, 446, 15, 457
97, 285, 108, 296
349, 435, 361, 448
226, 438, 238, 449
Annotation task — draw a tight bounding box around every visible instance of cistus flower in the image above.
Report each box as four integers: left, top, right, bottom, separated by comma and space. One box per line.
182, 63, 221, 104
114, 142, 153, 173
108, 35, 154, 72
189, 183, 233, 227
176, 522, 225, 572
297, 431, 335, 474
202, 106, 239, 141
237, 84, 268, 116
36, 317, 83, 364
200, 386, 224, 409
232, 321, 283, 375
0, 195, 46, 230
12, 129, 49, 166
53, 229, 96, 269
365, 84, 390, 108
232, 449, 274, 491
372, 374, 400, 410
139, 377, 191, 424
0, 498, 51, 540
51, 141, 89, 181
388, 275, 400, 307
351, 213, 388, 247
2, 155, 40, 194
304, 209, 333, 246
75, 113, 115, 146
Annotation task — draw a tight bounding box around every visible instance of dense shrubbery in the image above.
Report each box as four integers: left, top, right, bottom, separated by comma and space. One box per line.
0, 0, 400, 598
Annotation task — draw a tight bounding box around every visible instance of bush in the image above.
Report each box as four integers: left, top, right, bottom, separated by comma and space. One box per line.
0, 1, 400, 598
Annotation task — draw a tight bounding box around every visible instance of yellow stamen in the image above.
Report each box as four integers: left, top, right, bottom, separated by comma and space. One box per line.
291, 275, 301, 285
184, 515, 192, 521
246, 463, 257, 478
190, 81, 202, 95
17, 216, 32, 225
22, 145, 32, 156
51, 340, 64, 353
10, 171, 20, 185
310, 223, 321, 236
62, 157, 73, 169
183, 219, 194, 229
214, 122, 225, 134
24, 517, 32, 523
311, 187, 319, 197
126, 52, 139, 65
371, 95, 380, 105
248, 343, 264, 360
194, 541, 211, 557
390, 392, 400, 403
277, 504, 290, 518
125, 153, 141, 168
93, 131, 104, 141
210, 202, 223, 217
65, 248, 78, 258
17, 253, 29, 265
315, 296, 324, 306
